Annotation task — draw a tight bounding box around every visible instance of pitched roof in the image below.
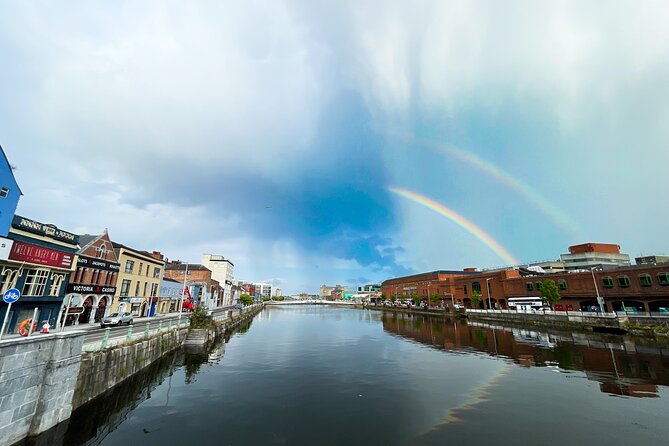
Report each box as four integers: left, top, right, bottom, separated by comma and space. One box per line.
165, 263, 211, 271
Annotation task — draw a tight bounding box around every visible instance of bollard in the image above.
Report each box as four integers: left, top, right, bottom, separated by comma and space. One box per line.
126, 325, 133, 341
101, 327, 111, 349
144, 322, 151, 338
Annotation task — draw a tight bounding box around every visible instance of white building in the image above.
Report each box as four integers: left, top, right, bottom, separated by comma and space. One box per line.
274, 288, 282, 297
201, 254, 235, 306
254, 283, 272, 299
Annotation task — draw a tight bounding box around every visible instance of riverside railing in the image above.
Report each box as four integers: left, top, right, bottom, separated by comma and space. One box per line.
466, 308, 669, 319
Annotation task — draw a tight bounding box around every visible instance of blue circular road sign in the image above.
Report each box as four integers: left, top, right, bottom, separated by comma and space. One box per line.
2, 288, 21, 304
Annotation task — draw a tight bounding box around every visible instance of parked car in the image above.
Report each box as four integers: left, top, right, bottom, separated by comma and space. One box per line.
100, 312, 134, 327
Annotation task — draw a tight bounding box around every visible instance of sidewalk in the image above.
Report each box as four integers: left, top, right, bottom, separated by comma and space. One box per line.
0, 312, 187, 341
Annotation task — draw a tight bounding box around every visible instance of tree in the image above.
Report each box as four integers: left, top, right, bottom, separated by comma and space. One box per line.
540, 279, 561, 308
272, 295, 285, 301
189, 304, 211, 329
239, 293, 254, 306
471, 290, 482, 309
410, 293, 422, 306
429, 293, 440, 306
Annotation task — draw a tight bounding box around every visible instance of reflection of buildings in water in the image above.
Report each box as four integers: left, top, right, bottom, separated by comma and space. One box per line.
381, 315, 668, 398
208, 342, 225, 364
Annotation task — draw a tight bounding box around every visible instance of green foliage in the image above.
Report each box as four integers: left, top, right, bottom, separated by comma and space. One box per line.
429, 293, 440, 303
261, 296, 271, 302
239, 293, 254, 306
471, 290, 482, 308
189, 304, 211, 329
389, 295, 397, 302
272, 295, 285, 301
540, 279, 561, 307
410, 293, 422, 305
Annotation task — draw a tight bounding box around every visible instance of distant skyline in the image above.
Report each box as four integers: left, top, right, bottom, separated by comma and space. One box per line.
2, 1, 668, 294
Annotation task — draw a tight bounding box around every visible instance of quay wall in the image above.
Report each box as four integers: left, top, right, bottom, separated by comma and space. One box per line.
71, 327, 188, 410
0, 332, 84, 446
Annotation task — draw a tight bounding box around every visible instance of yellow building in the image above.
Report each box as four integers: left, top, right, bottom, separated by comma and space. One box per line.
110, 242, 165, 317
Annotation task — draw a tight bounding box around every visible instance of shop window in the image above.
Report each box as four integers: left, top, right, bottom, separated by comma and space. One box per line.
526, 282, 534, 291
472, 282, 481, 293
558, 279, 567, 290
617, 275, 630, 288
657, 272, 669, 286
1, 267, 20, 293
602, 276, 614, 288
638, 274, 652, 287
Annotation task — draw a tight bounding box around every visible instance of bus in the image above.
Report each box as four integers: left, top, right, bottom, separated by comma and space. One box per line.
508, 297, 547, 312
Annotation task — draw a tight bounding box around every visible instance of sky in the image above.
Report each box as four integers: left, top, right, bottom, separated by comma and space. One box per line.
1, 0, 669, 294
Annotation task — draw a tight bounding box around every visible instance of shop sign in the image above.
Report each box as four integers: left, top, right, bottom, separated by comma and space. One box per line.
130, 297, 144, 304
9, 240, 74, 269
0, 237, 13, 261
76, 255, 120, 272
66, 284, 117, 294
12, 215, 78, 244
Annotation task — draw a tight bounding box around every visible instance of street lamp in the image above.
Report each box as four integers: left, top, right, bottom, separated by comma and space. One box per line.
591, 267, 605, 314
486, 278, 492, 310
427, 283, 430, 309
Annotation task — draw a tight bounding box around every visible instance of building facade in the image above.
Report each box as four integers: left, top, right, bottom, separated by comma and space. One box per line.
67, 231, 120, 324
163, 262, 221, 309
111, 243, 165, 317
559, 243, 631, 271
0, 215, 78, 333
201, 254, 234, 305
159, 277, 184, 313
254, 283, 272, 300
0, 145, 22, 237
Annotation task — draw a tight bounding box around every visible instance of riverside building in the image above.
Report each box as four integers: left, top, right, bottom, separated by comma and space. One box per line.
110, 243, 165, 317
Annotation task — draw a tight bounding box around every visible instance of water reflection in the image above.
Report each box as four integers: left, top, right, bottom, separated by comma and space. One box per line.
381, 312, 669, 398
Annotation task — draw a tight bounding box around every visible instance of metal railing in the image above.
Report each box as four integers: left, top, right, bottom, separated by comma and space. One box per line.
466, 308, 669, 319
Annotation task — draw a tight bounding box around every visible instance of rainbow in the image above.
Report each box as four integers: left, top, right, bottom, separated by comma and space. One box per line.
435, 145, 580, 235
389, 187, 519, 265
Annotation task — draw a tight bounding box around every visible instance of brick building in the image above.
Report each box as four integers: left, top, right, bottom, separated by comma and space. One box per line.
164, 262, 222, 309
383, 263, 669, 313
67, 230, 120, 324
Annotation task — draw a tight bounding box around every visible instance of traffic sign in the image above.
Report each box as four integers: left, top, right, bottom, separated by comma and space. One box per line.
2, 288, 20, 304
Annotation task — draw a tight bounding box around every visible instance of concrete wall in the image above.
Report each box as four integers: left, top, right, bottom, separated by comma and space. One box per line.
0, 331, 84, 446
72, 328, 187, 410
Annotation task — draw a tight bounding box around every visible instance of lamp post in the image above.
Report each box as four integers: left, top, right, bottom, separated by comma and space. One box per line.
178, 263, 189, 326
427, 283, 430, 309
486, 278, 492, 310
591, 267, 604, 314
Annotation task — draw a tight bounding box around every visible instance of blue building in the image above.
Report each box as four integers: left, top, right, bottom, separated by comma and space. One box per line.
0, 144, 22, 237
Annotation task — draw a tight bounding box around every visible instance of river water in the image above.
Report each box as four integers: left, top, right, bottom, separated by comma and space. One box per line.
31, 306, 669, 445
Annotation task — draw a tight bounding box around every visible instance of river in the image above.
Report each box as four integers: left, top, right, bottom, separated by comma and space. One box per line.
25, 306, 669, 445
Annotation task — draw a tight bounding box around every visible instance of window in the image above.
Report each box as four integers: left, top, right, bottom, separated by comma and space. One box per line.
134, 282, 140, 296
146, 265, 150, 276
463, 284, 467, 295
153, 267, 160, 278
0, 187, 8, 198
143, 282, 148, 296
638, 274, 652, 287
49, 273, 65, 296
657, 272, 669, 286
558, 279, 567, 290
21, 269, 49, 296
602, 276, 614, 288
139, 263, 143, 275
120, 279, 131, 296
96, 244, 107, 259
150, 283, 158, 297
1, 267, 20, 293
526, 282, 534, 291
536, 282, 543, 290
472, 282, 481, 293
125, 260, 134, 273
617, 275, 630, 288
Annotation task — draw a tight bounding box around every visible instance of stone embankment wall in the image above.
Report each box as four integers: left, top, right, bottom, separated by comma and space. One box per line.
0, 332, 84, 446
465, 310, 627, 331
71, 328, 188, 410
